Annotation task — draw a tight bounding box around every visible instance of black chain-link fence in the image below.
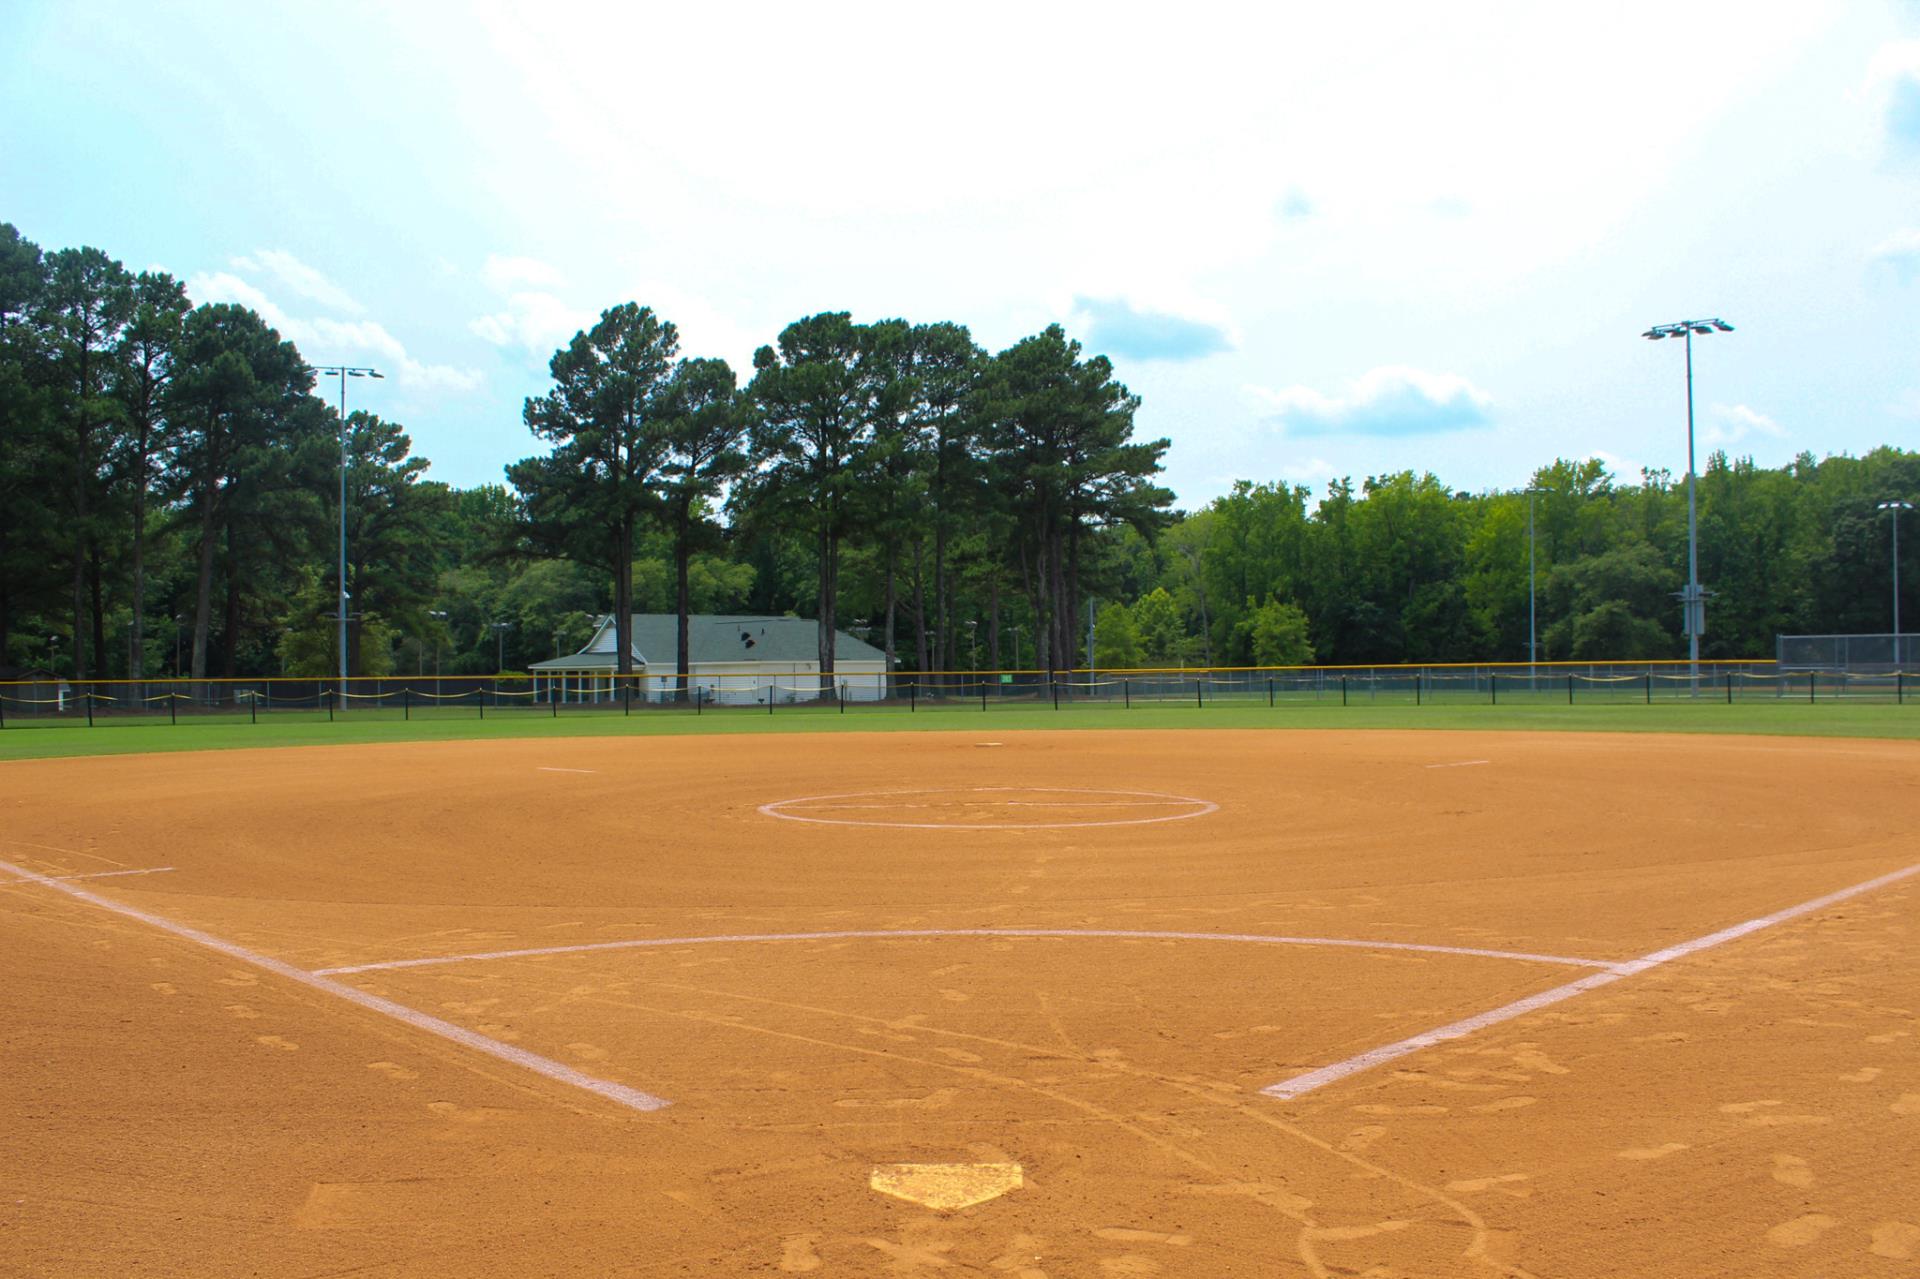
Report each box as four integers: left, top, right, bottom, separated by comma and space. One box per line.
5, 660, 1912, 729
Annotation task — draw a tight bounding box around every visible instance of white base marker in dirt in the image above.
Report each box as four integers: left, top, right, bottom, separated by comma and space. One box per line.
1424, 760, 1491, 769
537, 767, 597, 774
1261, 861, 1920, 1101
314, 927, 1612, 977
869, 1162, 1023, 1210
0, 857, 669, 1114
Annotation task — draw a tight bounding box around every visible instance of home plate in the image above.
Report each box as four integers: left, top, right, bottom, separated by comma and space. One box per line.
869, 1163, 1024, 1210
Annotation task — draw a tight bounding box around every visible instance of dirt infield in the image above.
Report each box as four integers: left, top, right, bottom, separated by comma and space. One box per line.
4, 728, 1917, 1276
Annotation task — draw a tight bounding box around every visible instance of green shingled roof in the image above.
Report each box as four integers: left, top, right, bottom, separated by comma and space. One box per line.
530, 614, 885, 670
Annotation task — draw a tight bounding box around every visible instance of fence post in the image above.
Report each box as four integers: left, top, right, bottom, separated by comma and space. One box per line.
1810, 671, 1817, 705
327, 690, 334, 722
769, 687, 774, 715
552, 686, 558, 717
1268, 677, 1274, 708
1196, 679, 1203, 709
1124, 678, 1130, 709
86, 690, 94, 727
402, 687, 409, 721
1726, 672, 1732, 704
1052, 680, 1060, 711
1567, 674, 1574, 705
695, 686, 702, 715
1341, 675, 1348, 707
1646, 673, 1652, 704
1900, 671, 1906, 705
250, 691, 257, 725
0, 693, 6, 729
1490, 673, 1497, 706
981, 680, 988, 712
839, 681, 846, 714
1415, 673, 1422, 707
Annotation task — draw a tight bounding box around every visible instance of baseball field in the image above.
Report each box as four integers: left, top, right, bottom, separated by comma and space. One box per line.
4, 716, 1918, 1276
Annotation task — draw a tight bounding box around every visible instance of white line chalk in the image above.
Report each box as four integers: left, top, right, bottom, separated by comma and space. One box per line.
1260, 860, 1920, 1101
2, 866, 176, 883
759, 787, 1220, 830
537, 767, 597, 774
313, 928, 1614, 977
0, 857, 669, 1114
1424, 760, 1491, 769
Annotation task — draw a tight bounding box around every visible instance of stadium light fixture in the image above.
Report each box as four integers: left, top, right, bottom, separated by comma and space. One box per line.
314, 365, 382, 709
1880, 500, 1915, 640
1641, 318, 1733, 691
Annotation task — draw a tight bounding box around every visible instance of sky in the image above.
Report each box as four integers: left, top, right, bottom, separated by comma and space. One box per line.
4, 1, 1918, 508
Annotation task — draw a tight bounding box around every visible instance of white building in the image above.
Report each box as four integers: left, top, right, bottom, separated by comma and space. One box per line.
528, 613, 889, 704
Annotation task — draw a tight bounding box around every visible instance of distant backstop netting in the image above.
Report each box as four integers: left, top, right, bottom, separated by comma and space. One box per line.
1777, 634, 1918, 671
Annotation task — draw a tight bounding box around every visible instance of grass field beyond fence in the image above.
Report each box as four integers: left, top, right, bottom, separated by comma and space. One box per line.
1, 688, 1914, 763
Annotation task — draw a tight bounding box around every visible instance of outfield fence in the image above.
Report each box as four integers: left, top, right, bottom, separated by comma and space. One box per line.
2, 659, 1912, 729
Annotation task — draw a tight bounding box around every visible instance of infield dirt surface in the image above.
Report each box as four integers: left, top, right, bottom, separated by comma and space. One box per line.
4, 728, 1918, 1277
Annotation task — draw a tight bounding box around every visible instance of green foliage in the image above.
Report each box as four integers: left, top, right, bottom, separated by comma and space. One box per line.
1241, 598, 1315, 666
1131, 587, 1198, 666
3, 218, 1916, 691
1092, 601, 1142, 668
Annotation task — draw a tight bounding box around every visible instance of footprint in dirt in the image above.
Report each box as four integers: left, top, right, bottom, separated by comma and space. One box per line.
1616, 1143, 1688, 1161
1770, 1154, 1813, 1187
1872, 1222, 1920, 1260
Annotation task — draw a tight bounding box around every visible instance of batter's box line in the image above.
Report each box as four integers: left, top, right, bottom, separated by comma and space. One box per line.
310, 928, 1618, 977
1261, 860, 1920, 1100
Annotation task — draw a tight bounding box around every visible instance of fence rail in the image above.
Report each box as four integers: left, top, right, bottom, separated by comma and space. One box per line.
1, 660, 1910, 729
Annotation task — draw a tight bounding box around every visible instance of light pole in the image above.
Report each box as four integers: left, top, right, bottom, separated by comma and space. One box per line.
314, 364, 383, 707
1642, 318, 1733, 689
1880, 501, 1914, 650
490, 621, 512, 673
428, 610, 448, 696
1524, 486, 1545, 687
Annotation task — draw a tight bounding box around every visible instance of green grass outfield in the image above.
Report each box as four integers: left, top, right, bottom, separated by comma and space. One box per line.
1, 696, 1915, 762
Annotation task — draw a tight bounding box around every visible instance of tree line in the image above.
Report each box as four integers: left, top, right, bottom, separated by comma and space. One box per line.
1, 220, 1913, 687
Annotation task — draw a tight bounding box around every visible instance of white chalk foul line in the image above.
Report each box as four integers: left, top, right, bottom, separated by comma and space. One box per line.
0, 857, 669, 1114
313, 928, 1613, 977
1, 866, 176, 883
1424, 759, 1491, 769
1261, 860, 1920, 1101
537, 767, 597, 774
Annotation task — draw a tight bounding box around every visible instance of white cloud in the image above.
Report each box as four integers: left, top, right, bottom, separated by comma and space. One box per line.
232, 249, 364, 314
481, 253, 567, 292
1277, 457, 1339, 484
189, 267, 482, 394
1248, 367, 1494, 437
1702, 403, 1787, 448
1587, 449, 1645, 480
1868, 227, 1920, 277
469, 290, 595, 357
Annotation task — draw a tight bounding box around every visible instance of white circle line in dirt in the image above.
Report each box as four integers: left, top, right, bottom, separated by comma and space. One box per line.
757, 786, 1220, 830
